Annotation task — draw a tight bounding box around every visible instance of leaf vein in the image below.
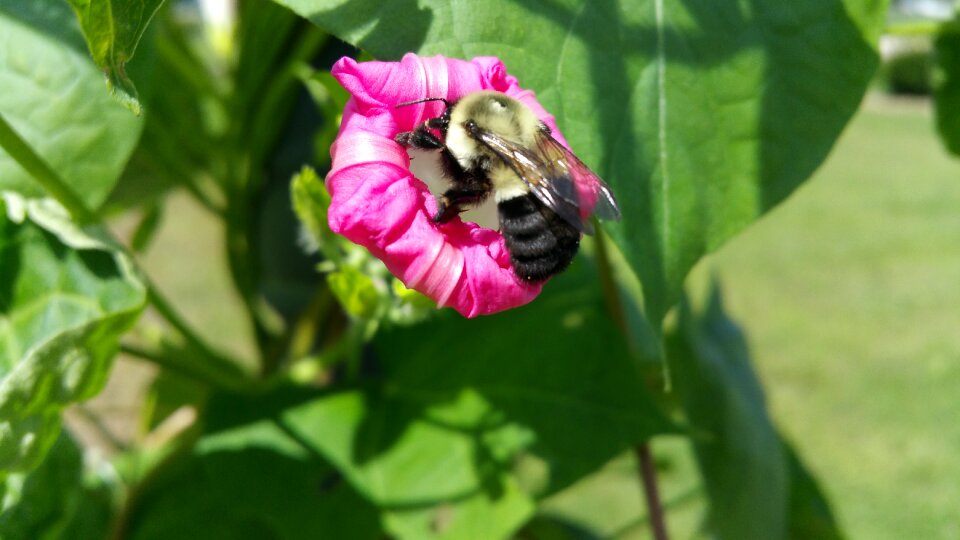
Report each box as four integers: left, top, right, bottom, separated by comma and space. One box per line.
655, 0, 670, 252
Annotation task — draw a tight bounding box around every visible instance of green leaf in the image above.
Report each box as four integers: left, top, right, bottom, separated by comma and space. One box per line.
281, 390, 536, 539
0, 1, 145, 210
65, 0, 166, 115
130, 200, 163, 253
122, 408, 382, 540
277, 0, 888, 327
0, 432, 114, 540
326, 267, 381, 319
373, 259, 677, 494
141, 369, 207, 433
0, 195, 146, 472
290, 166, 340, 263
784, 440, 845, 540
666, 285, 844, 540
935, 15, 960, 156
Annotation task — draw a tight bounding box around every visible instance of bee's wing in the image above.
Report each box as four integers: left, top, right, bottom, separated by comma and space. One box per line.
473, 126, 620, 234
534, 134, 622, 223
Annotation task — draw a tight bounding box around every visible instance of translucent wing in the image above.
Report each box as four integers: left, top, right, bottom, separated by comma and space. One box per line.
534, 133, 622, 223
469, 122, 621, 234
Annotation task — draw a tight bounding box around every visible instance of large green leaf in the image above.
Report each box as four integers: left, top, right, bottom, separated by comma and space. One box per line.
0, 195, 146, 472
122, 412, 382, 540
935, 14, 960, 156
784, 439, 844, 540
276, 0, 887, 327
281, 390, 536, 540
666, 286, 843, 540
372, 257, 677, 494
178, 260, 673, 539
65, 0, 165, 114
0, 0, 145, 210
179, 386, 531, 540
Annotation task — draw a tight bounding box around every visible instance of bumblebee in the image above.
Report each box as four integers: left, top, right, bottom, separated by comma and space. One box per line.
396, 91, 620, 282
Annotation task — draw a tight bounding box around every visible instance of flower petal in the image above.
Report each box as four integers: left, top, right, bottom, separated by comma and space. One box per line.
328, 54, 560, 317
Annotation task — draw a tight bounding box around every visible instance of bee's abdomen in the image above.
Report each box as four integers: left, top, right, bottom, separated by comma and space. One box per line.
497, 195, 580, 282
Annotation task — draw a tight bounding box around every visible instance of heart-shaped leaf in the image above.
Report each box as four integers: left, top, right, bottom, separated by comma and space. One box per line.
276, 0, 888, 327
372, 257, 677, 493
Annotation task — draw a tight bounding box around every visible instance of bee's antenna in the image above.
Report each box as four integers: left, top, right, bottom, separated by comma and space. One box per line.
394, 97, 450, 108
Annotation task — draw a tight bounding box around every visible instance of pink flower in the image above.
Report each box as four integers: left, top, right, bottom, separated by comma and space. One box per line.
328, 54, 569, 318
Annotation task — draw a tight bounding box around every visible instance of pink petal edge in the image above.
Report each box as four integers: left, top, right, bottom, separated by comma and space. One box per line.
328, 53, 570, 318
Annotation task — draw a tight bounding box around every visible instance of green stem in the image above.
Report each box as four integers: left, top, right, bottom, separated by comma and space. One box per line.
144, 284, 248, 379
220, 26, 329, 373
247, 26, 327, 175
120, 342, 248, 391
593, 227, 669, 540
155, 27, 225, 99
73, 404, 129, 452
0, 113, 98, 223
885, 20, 941, 37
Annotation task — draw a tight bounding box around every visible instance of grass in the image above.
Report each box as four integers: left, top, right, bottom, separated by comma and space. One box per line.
687, 93, 960, 540
541, 94, 960, 539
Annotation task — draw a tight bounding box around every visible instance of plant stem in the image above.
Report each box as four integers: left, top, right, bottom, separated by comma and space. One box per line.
72, 404, 129, 452
593, 223, 629, 335
635, 443, 669, 540
144, 283, 240, 372
593, 228, 669, 540
0, 113, 98, 223
120, 338, 248, 392
608, 484, 701, 539
220, 25, 329, 373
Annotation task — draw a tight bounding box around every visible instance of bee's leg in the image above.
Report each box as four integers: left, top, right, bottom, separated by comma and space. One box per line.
433, 187, 487, 224
395, 124, 473, 198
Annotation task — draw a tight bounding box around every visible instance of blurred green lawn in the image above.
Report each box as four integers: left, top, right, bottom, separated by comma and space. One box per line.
697, 93, 960, 540
546, 94, 960, 539
108, 92, 960, 539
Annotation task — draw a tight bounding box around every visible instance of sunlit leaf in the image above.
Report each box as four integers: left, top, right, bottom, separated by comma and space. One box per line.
0, 195, 146, 472
373, 259, 677, 494
291, 166, 340, 262
326, 267, 381, 319
0, 1, 145, 210
281, 390, 536, 540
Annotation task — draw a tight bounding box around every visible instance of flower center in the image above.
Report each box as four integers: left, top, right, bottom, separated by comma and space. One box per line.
405, 148, 500, 230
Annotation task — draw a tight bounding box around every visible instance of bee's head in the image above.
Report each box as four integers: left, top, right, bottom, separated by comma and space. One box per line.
452, 92, 536, 142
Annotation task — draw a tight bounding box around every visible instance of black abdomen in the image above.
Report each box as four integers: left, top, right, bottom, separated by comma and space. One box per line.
498, 195, 580, 282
